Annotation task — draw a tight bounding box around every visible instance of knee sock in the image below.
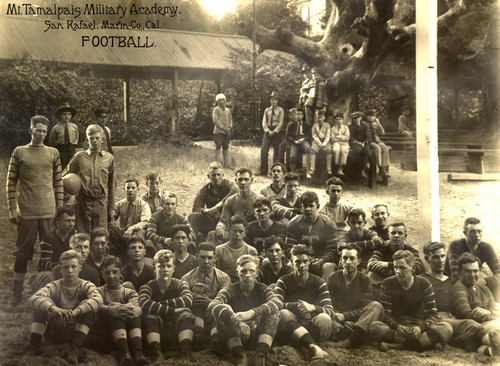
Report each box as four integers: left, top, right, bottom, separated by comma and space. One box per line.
72, 330, 87, 349
30, 333, 43, 347
256, 342, 270, 356
115, 338, 129, 359
298, 333, 315, 348
179, 339, 192, 352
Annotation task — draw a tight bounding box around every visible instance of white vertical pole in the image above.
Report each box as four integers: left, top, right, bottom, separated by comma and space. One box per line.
416, 1, 440, 244
123, 79, 129, 135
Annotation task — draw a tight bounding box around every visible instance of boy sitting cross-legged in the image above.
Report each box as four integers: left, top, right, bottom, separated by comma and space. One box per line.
97, 256, 149, 366
138, 249, 195, 362
29, 250, 103, 363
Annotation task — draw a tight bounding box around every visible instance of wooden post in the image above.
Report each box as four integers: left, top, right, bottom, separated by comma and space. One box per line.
123, 78, 130, 135
416, 1, 440, 244
172, 69, 179, 133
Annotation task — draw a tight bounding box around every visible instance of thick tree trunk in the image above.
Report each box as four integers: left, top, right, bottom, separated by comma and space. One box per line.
238, 0, 497, 122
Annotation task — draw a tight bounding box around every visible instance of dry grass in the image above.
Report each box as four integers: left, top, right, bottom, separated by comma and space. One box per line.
0, 143, 499, 365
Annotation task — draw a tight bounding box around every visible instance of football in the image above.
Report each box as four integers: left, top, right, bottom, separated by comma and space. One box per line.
63, 173, 82, 195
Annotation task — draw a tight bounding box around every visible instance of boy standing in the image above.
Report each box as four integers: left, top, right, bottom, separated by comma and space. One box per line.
29, 250, 103, 362
260, 91, 284, 175
212, 94, 232, 167
7, 115, 64, 306
64, 124, 115, 234
49, 102, 79, 169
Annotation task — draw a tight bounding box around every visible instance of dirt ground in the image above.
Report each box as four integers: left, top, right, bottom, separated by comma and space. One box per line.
0, 143, 499, 366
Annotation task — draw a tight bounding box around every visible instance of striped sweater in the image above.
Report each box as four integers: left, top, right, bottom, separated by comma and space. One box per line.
380, 276, 438, 331
450, 280, 498, 321
367, 244, 423, 279
37, 229, 74, 272
98, 285, 139, 306
138, 278, 193, 318
338, 228, 384, 269
208, 282, 281, 318
275, 273, 334, 318
29, 278, 102, 313
7, 144, 63, 219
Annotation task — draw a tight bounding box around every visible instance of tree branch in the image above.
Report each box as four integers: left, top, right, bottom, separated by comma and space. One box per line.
238, 20, 329, 67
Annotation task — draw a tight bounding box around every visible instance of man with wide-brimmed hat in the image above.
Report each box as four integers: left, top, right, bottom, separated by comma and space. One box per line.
49, 102, 79, 169
260, 91, 285, 176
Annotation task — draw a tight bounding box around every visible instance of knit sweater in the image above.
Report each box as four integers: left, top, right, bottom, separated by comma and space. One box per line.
29, 278, 102, 313
7, 144, 63, 219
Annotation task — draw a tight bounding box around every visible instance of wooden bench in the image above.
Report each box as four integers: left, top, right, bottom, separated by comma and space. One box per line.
439, 145, 500, 174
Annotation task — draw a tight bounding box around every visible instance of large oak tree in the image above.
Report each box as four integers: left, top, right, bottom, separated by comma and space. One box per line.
237, 0, 499, 135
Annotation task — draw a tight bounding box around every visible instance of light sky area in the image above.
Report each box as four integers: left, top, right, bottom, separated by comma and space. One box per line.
199, 0, 238, 20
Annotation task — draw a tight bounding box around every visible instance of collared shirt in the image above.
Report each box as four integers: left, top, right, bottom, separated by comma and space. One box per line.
82, 124, 112, 153
63, 149, 115, 213
140, 189, 170, 213
262, 106, 284, 133
114, 197, 151, 231
212, 105, 233, 134
330, 124, 350, 143
312, 123, 331, 144
181, 266, 231, 299
49, 122, 79, 146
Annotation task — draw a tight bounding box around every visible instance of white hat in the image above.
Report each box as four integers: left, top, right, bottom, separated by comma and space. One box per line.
215, 93, 226, 101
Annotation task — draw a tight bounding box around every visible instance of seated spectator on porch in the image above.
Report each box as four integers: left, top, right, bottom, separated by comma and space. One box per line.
285, 108, 311, 173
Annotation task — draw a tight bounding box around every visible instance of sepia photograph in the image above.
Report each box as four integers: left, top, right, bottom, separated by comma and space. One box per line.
0, 0, 499, 365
